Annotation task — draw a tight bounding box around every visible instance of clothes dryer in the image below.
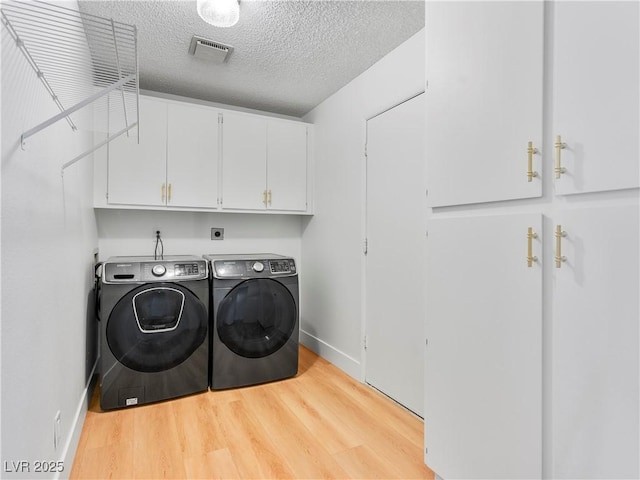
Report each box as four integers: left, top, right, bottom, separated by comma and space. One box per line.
98, 256, 208, 410
204, 254, 299, 389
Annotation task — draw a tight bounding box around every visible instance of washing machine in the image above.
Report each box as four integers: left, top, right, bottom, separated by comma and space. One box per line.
204, 254, 299, 390
98, 255, 209, 410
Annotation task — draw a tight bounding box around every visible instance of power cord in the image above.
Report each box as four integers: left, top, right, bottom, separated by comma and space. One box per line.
154, 230, 164, 260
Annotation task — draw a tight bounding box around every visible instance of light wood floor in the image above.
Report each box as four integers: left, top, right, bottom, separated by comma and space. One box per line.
71, 345, 434, 479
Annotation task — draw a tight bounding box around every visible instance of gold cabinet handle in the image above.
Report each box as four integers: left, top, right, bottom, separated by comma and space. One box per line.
161, 183, 166, 202
268, 189, 272, 206
555, 224, 567, 268
168, 183, 172, 203
555, 135, 567, 179
262, 190, 268, 206
527, 141, 539, 182
527, 227, 538, 267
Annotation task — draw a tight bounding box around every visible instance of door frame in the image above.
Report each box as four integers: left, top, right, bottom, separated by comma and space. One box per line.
361, 90, 426, 406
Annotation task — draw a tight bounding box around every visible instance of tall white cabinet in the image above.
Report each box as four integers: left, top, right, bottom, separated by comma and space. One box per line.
425, 2, 639, 479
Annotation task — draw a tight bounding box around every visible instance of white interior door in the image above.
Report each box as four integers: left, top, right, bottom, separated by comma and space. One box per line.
426, 1, 544, 207
365, 93, 426, 416
552, 204, 639, 479
553, 1, 639, 195
425, 213, 542, 479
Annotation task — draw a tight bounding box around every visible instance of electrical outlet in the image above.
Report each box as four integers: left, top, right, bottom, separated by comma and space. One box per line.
53, 411, 61, 450
211, 228, 224, 240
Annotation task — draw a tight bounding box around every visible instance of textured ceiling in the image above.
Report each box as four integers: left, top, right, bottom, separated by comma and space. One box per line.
77, 0, 425, 117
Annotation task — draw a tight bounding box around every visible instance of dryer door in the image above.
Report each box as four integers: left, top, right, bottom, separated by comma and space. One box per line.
217, 278, 297, 358
106, 283, 207, 372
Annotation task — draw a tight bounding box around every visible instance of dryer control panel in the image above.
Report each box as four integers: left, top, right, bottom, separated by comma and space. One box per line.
212, 257, 296, 279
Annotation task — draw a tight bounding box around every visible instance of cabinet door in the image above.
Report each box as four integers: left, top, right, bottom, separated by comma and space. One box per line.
108, 96, 167, 206
426, 1, 544, 207
221, 112, 267, 210
267, 120, 307, 211
167, 103, 219, 208
425, 214, 542, 479
553, 2, 639, 195
552, 204, 639, 479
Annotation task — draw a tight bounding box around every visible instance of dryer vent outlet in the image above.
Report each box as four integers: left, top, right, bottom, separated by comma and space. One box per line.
211, 228, 224, 240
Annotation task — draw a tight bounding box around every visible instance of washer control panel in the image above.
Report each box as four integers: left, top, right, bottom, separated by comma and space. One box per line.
213, 257, 296, 279
103, 259, 207, 283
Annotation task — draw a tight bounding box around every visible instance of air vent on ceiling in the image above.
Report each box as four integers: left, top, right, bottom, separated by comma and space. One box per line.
188, 35, 234, 63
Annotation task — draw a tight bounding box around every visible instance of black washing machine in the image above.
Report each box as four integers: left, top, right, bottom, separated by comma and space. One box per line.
204, 254, 299, 390
98, 256, 208, 410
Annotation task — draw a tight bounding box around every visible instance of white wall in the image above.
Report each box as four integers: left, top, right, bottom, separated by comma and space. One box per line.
301, 29, 425, 378
1, 2, 99, 477
95, 209, 302, 264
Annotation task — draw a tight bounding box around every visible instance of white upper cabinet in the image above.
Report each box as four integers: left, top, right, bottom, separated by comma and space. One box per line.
166, 102, 219, 208
221, 111, 309, 212
107, 96, 219, 208
102, 95, 311, 213
108, 96, 167, 206
426, 1, 544, 207
552, 1, 639, 195
221, 112, 268, 210
267, 120, 308, 212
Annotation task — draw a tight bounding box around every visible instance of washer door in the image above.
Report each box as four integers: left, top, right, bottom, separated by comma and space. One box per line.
107, 283, 207, 372
217, 278, 297, 358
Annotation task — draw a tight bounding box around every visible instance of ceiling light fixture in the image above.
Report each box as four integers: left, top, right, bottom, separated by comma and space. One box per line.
196, 0, 240, 28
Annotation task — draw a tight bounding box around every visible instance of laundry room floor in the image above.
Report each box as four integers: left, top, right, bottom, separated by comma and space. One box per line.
70, 345, 434, 479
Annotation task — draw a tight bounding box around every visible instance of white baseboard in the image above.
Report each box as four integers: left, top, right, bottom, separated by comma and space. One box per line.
55, 358, 98, 480
300, 329, 362, 380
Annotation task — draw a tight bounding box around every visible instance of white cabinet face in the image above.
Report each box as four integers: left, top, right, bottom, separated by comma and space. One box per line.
167, 103, 219, 208
221, 113, 309, 212
221, 113, 267, 210
425, 213, 542, 479
426, 1, 544, 207
104, 98, 310, 213
267, 120, 307, 212
107, 96, 167, 206
553, 2, 639, 195
552, 204, 639, 479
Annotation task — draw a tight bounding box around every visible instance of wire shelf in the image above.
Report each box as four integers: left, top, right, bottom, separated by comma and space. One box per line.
1, 0, 139, 169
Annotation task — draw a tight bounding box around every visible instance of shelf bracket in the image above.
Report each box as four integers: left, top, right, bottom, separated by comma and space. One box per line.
21, 74, 136, 149
1, 0, 139, 163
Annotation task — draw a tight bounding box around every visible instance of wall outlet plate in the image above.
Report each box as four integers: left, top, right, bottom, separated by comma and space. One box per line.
211, 228, 224, 240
